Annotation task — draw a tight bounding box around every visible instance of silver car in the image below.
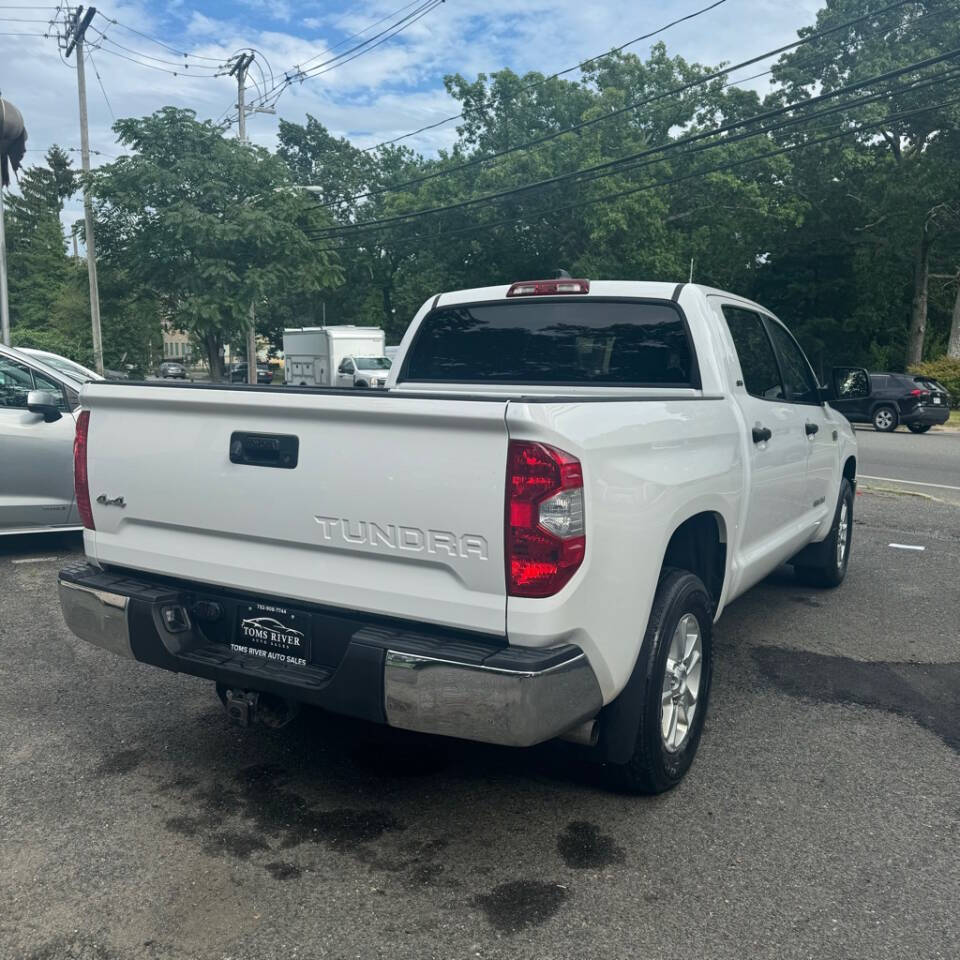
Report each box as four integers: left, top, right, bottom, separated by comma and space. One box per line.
0, 343, 86, 535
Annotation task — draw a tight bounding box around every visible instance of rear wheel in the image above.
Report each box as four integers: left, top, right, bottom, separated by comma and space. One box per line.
907, 423, 931, 434
602, 570, 713, 794
872, 405, 898, 432
794, 478, 853, 588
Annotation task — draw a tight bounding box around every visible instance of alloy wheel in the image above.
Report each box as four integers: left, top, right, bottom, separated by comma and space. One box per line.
661, 613, 703, 753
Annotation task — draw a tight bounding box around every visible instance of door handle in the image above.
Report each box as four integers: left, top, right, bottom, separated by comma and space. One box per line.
805, 422, 819, 436
752, 426, 772, 444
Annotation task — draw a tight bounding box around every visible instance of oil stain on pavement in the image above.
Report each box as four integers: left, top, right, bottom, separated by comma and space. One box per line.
557, 821, 626, 869
475, 880, 569, 933
753, 647, 960, 752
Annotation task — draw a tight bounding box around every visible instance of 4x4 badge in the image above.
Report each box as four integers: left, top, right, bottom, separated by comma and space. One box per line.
96, 494, 126, 507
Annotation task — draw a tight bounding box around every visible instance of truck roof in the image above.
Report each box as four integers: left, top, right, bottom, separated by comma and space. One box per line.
433, 280, 769, 311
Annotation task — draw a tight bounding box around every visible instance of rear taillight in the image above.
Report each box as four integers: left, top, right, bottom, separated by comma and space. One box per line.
74, 410, 94, 530
506, 441, 585, 597
909, 388, 924, 397
506, 278, 590, 297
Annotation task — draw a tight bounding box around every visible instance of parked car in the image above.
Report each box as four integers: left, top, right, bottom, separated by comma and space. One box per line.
0, 343, 85, 535
20, 347, 102, 382
159, 360, 187, 379
59, 279, 863, 794
229, 362, 273, 384
831, 371, 951, 432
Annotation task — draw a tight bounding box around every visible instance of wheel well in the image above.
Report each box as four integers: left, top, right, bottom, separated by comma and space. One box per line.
662, 512, 726, 609
843, 456, 856, 485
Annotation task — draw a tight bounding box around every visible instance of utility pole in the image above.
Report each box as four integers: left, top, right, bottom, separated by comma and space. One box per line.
230, 52, 258, 385
0, 186, 8, 347
64, 6, 104, 375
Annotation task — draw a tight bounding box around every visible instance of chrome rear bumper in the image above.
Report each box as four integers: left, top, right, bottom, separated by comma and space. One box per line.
58, 565, 602, 749
59, 579, 133, 660
384, 650, 602, 747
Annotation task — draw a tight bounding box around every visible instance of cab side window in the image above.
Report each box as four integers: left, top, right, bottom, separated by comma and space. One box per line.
722, 306, 785, 401
339, 360, 354, 374
764, 320, 820, 404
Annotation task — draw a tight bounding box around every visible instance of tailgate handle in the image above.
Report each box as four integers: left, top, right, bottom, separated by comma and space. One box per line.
230, 432, 299, 469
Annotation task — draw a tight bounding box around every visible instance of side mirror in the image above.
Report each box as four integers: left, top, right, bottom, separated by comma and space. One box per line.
829, 366, 870, 402
26, 389, 63, 423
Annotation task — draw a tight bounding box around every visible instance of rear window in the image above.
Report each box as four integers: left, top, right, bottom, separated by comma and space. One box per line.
401, 299, 697, 386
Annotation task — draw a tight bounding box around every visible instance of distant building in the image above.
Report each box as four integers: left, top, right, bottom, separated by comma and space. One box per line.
162, 325, 193, 363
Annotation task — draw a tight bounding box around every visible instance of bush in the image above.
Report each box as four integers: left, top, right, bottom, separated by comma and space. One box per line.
909, 356, 960, 406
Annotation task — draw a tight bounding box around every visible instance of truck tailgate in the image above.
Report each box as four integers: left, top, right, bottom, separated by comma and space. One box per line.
81, 384, 509, 635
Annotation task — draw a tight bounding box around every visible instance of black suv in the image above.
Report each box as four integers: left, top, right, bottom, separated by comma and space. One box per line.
228, 363, 273, 385
831, 372, 951, 432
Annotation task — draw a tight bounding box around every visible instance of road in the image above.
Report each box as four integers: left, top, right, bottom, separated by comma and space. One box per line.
1, 488, 958, 960
856, 426, 960, 503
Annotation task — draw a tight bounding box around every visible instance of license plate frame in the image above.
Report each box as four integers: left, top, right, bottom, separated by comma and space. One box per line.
232, 602, 312, 667
933, 395, 941, 405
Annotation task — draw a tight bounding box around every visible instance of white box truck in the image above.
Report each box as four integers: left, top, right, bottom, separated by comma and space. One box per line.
283, 326, 389, 388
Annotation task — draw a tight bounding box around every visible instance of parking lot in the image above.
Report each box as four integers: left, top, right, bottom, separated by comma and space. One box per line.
1, 460, 958, 959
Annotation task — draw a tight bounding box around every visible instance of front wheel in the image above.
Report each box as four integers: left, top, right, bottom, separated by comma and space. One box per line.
602, 570, 713, 794
872, 405, 898, 432
794, 478, 854, 588
907, 423, 931, 434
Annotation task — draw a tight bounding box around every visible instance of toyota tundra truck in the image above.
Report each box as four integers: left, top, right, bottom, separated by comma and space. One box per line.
59, 279, 864, 793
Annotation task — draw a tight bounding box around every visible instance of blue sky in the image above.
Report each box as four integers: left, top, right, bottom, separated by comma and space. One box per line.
1, 0, 822, 226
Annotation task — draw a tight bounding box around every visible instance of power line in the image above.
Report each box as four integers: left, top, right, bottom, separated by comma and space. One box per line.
310, 55, 960, 240
313, 93, 960, 253
360, 0, 732, 153
325, 0, 928, 208
287, 0, 443, 85
233, 0, 446, 120
296, 0, 425, 72
86, 41, 228, 78
87, 48, 114, 120
92, 10, 225, 61
86, 26, 228, 72
261, 0, 441, 96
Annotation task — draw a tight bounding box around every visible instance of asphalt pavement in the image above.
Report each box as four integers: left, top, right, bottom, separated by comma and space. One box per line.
1, 490, 958, 960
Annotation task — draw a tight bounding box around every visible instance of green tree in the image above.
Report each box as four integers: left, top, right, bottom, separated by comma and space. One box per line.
3, 145, 76, 335
769, 0, 960, 366
91, 108, 342, 378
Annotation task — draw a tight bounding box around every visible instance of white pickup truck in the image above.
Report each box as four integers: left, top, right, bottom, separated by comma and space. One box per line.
59, 279, 865, 793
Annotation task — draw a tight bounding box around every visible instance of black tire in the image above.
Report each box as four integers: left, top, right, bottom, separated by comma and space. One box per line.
356, 380, 369, 389
872, 405, 898, 432
907, 423, 931, 434
794, 478, 854, 588
602, 569, 713, 794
